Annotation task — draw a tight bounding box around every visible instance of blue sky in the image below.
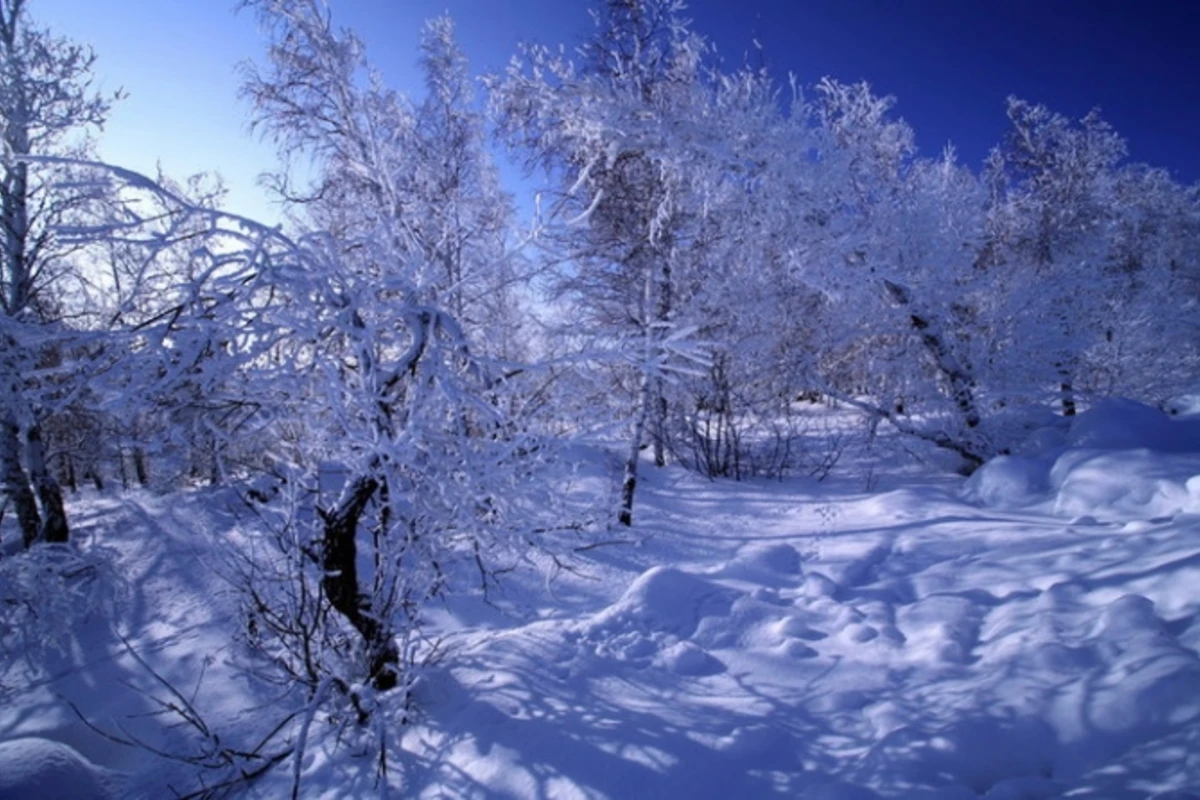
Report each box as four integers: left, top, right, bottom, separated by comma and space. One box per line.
31, 1, 1200, 224
691, 0, 1200, 180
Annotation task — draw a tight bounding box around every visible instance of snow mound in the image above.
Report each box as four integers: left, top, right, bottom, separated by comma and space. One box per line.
968, 399, 1200, 517
0, 738, 117, 800
1164, 392, 1200, 418
896, 594, 983, 664
1085, 595, 1200, 735
714, 542, 803, 584
983, 586, 1200, 781
1050, 449, 1200, 521
1067, 398, 1200, 453
655, 640, 725, 676
585, 566, 736, 638
961, 454, 1049, 508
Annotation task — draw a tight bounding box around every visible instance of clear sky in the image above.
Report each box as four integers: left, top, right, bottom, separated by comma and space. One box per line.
30, 0, 1200, 224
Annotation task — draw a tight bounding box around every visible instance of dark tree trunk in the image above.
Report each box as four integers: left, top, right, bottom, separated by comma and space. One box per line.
619, 377, 652, 527
208, 446, 221, 486
907, 311, 981, 430
650, 256, 672, 468
319, 475, 399, 691
2, 416, 41, 548
1061, 384, 1076, 417
117, 448, 130, 491
27, 423, 68, 543
652, 379, 667, 468
63, 453, 77, 494
34, 478, 68, 543
884, 280, 984, 433
1059, 377, 1076, 417
133, 446, 149, 487
618, 460, 638, 527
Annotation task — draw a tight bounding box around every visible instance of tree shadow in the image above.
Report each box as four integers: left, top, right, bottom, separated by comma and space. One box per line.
0, 489, 285, 798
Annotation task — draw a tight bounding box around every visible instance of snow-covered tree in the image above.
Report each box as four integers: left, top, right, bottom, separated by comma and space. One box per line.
242, 3, 522, 362
1091, 165, 1200, 400
842, 138, 993, 466
412, 16, 526, 359
231, 0, 565, 711
982, 99, 1128, 416
976, 99, 1200, 417
0, 0, 119, 546
652, 68, 829, 479
489, 0, 717, 522
747, 79, 997, 468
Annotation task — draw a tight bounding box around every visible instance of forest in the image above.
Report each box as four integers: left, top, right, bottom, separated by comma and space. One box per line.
1, 0, 1199, 797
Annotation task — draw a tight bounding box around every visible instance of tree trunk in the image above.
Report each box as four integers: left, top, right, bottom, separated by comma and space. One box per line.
319, 475, 400, 691
117, 448, 130, 490
1, 415, 40, 548
618, 377, 652, 527
208, 445, 222, 486
652, 378, 667, 468
1056, 367, 1077, 417
1061, 383, 1076, 417
884, 280, 983, 432
26, 423, 68, 543
133, 446, 149, 487
63, 453, 77, 494
650, 255, 672, 468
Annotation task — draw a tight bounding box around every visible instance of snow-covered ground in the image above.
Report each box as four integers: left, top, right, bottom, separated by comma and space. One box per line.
3, 401, 1200, 798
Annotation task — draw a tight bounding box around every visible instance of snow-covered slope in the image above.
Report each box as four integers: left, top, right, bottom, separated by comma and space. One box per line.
3, 404, 1200, 798
391, 471, 1200, 799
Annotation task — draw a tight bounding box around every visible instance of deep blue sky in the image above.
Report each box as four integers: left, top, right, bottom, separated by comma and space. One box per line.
31, 1, 1200, 222
686, 0, 1200, 182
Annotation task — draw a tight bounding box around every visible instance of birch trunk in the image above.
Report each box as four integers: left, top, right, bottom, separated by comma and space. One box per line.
618, 374, 652, 527
1, 415, 40, 547
26, 422, 68, 543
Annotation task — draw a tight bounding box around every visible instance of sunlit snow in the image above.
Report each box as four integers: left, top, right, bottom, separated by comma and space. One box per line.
3, 401, 1199, 798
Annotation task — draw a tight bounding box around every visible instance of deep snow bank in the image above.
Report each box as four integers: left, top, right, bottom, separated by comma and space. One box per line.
0, 738, 118, 800
964, 398, 1200, 520
5, 426, 1200, 799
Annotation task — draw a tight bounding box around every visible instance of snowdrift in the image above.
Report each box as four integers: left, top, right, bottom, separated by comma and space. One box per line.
0, 738, 118, 800
965, 398, 1200, 522
3, 403, 1199, 797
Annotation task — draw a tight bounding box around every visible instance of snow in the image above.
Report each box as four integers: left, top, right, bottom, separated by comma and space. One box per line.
961, 455, 1049, 508
3, 405, 1200, 797
0, 738, 116, 800
1066, 398, 1200, 453
967, 400, 1200, 522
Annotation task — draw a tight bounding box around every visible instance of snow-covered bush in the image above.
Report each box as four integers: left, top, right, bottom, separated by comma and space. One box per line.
0, 542, 121, 694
